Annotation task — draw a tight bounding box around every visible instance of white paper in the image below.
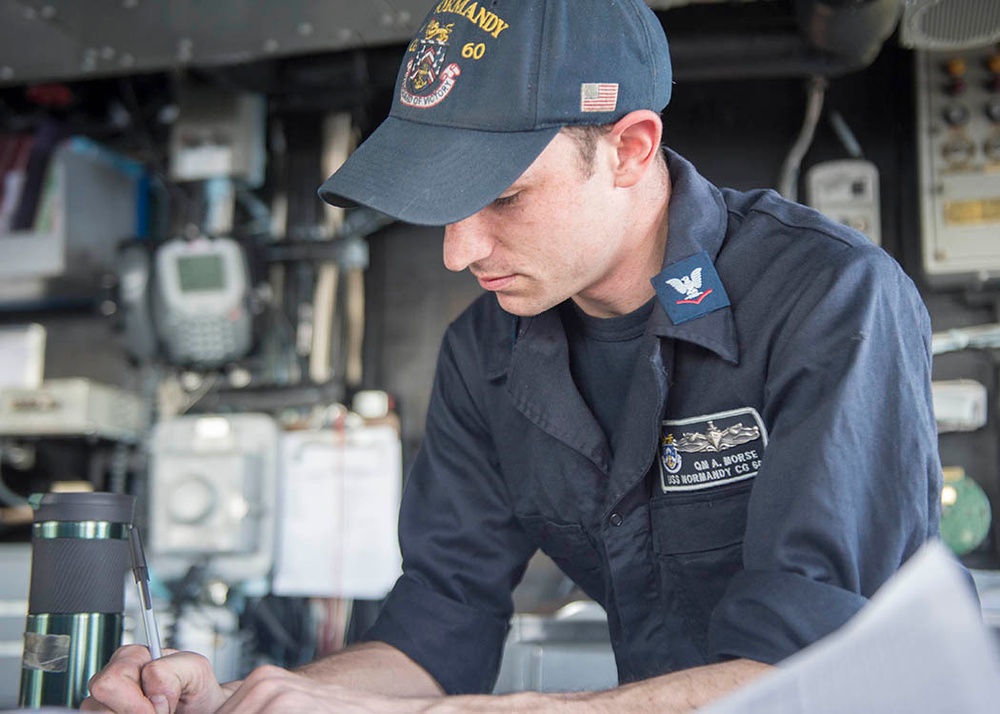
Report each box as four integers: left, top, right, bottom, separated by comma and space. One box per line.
273, 425, 402, 599
0, 323, 45, 389
700, 541, 1000, 714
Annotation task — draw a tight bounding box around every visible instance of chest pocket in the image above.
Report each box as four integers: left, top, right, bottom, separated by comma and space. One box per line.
650, 482, 751, 656
517, 515, 605, 604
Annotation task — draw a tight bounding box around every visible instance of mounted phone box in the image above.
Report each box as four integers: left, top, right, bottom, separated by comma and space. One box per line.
123, 236, 254, 368
805, 159, 882, 245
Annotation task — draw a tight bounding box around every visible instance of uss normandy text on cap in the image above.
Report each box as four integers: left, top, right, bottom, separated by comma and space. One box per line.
318, 0, 673, 226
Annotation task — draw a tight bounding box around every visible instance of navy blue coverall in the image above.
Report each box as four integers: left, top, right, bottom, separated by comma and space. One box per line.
364, 149, 942, 695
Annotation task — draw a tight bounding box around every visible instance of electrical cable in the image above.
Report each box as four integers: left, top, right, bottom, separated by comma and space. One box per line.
828, 110, 864, 159
777, 75, 827, 202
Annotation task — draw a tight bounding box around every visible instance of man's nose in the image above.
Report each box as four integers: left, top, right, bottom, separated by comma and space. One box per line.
443, 213, 494, 272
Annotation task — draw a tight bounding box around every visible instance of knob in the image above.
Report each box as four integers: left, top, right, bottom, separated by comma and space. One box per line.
943, 103, 971, 126
942, 135, 976, 166
946, 78, 967, 96
987, 97, 1000, 123
945, 57, 967, 77
987, 53, 1000, 76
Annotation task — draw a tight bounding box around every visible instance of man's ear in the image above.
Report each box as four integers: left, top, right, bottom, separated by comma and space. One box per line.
609, 110, 664, 188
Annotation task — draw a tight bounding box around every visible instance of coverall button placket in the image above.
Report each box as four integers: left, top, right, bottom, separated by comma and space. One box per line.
603, 499, 662, 678
597, 332, 672, 677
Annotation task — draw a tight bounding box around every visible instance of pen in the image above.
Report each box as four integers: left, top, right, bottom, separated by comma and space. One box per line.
128, 525, 163, 660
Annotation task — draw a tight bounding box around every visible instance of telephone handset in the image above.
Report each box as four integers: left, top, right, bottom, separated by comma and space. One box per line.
117, 241, 159, 363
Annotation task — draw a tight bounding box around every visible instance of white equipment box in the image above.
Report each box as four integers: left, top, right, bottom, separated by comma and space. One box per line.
0, 378, 145, 442
932, 379, 988, 433
148, 413, 279, 589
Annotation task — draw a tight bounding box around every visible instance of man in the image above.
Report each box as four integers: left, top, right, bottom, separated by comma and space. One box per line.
84, 0, 941, 711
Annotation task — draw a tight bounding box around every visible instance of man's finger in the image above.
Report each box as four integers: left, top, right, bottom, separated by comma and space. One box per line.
84, 645, 155, 713
139, 651, 230, 713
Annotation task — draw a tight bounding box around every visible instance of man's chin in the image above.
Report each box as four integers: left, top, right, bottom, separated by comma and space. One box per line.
494, 293, 556, 318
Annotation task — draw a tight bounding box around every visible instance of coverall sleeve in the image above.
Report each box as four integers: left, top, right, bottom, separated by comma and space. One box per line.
363, 322, 536, 694
708, 247, 942, 663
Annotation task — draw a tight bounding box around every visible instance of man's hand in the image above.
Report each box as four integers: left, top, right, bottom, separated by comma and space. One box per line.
80, 644, 233, 714
213, 665, 428, 714
79, 640, 442, 713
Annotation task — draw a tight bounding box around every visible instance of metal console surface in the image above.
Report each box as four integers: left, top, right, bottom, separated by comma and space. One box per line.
494, 602, 617, 694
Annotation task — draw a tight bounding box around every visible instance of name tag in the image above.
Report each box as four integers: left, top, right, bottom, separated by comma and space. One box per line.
659, 407, 768, 492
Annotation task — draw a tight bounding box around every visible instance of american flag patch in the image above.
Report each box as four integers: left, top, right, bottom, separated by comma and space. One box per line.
580, 83, 619, 112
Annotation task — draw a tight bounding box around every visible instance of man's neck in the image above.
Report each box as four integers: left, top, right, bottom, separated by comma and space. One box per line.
573, 160, 671, 318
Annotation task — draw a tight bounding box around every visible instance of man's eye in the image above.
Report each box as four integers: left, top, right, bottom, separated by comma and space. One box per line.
493, 193, 520, 208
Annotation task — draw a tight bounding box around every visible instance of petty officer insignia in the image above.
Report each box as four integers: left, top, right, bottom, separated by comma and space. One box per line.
652, 250, 731, 325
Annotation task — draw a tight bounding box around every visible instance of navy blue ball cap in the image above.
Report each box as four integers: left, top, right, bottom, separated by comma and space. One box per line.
319, 0, 672, 226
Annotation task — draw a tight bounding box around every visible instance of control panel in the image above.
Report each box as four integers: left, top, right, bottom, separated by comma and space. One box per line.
916, 44, 1000, 286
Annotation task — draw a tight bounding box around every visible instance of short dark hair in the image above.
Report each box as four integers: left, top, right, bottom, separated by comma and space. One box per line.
561, 124, 614, 178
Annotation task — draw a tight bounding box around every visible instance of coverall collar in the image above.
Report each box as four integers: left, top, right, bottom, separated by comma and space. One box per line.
648, 149, 739, 365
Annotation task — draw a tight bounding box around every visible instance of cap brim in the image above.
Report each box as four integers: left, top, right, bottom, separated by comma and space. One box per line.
318, 116, 561, 226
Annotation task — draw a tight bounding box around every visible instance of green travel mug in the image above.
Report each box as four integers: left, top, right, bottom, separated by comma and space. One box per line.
18, 491, 135, 708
